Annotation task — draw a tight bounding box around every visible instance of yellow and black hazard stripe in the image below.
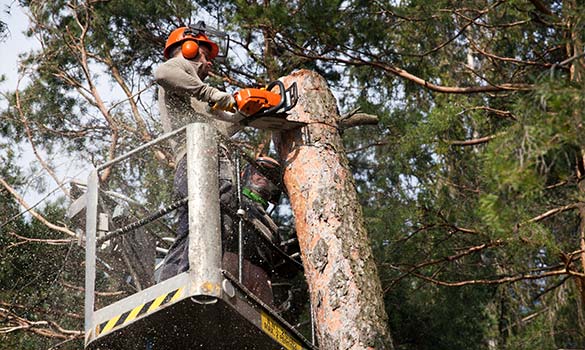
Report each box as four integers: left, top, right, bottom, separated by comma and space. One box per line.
95, 287, 184, 337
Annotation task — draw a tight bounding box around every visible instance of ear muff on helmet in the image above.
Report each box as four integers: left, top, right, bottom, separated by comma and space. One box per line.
181, 40, 199, 59
164, 26, 221, 60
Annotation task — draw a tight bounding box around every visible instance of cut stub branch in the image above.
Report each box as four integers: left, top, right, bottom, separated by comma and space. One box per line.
276, 69, 393, 350
339, 112, 380, 130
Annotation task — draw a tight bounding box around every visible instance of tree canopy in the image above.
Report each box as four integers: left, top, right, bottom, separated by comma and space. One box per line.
1, 0, 585, 349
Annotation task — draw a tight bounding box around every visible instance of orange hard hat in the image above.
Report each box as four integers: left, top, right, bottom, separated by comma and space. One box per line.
256, 156, 280, 169
163, 27, 219, 60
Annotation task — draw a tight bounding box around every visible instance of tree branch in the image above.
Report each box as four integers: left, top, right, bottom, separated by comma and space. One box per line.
5, 232, 76, 248
523, 203, 581, 224
0, 177, 76, 237
61, 281, 127, 297
346, 140, 389, 154
14, 75, 71, 199
462, 106, 517, 120
0, 307, 83, 340
386, 239, 506, 290
339, 112, 380, 130
69, 3, 118, 182
280, 38, 533, 94
402, 267, 568, 287
446, 134, 498, 146
470, 40, 554, 69
0, 301, 82, 320
418, 2, 499, 57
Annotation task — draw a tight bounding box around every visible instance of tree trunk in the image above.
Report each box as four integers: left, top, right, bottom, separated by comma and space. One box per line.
276, 69, 393, 350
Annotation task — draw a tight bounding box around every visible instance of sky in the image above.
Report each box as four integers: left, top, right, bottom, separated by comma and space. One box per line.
0, 1, 35, 97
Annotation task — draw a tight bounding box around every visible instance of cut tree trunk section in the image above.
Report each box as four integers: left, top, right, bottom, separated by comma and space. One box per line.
276, 69, 393, 350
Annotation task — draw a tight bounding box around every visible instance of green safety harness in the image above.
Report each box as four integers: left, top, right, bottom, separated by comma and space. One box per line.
242, 187, 268, 208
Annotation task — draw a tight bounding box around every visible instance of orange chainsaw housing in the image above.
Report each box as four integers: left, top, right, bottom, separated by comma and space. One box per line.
234, 88, 282, 117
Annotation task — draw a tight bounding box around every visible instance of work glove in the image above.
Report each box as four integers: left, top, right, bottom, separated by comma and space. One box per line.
212, 93, 236, 113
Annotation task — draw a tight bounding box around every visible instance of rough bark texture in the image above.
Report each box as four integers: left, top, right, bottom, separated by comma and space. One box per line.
276, 70, 393, 350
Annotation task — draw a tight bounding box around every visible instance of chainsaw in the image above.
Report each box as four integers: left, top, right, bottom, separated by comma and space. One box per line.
233, 80, 304, 130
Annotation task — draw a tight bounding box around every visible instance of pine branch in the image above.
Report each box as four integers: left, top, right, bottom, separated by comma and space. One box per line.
392, 266, 568, 287
469, 40, 553, 69
385, 239, 506, 290
14, 76, 71, 199
0, 307, 83, 340
523, 203, 581, 224
339, 113, 380, 130
347, 140, 389, 154
280, 40, 533, 94
6, 232, 76, 248
446, 134, 498, 146
61, 281, 127, 297
0, 178, 76, 237
461, 106, 517, 120
417, 1, 500, 57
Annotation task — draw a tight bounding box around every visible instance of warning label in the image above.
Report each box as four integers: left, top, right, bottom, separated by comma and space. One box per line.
261, 312, 303, 350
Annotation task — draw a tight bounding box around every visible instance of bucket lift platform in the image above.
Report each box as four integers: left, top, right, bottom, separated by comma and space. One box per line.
81, 123, 316, 350
85, 271, 314, 350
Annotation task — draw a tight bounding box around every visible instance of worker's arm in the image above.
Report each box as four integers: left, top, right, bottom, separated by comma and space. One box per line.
189, 99, 244, 136
209, 109, 245, 135
208, 108, 244, 123
154, 56, 230, 104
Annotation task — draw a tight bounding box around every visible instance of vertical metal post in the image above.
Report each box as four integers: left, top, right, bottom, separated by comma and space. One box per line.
186, 123, 222, 301
84, 169, 99, 338
235, 151, 244, 282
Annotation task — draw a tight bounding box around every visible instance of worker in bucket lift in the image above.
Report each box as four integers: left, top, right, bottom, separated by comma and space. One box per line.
223, 156, 283, 305
154, 22, 243, 282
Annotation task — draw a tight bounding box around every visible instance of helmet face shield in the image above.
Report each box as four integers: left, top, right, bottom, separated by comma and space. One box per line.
163, 21, 229, 60
242, 157, 282, 204
187, 21, 230, 61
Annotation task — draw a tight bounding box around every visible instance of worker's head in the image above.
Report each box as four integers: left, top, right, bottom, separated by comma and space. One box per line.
163, 27, 219, 79
242, 156, 282, 205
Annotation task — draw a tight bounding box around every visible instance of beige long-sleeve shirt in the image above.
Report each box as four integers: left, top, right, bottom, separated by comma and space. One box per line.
154, 56, 242, 163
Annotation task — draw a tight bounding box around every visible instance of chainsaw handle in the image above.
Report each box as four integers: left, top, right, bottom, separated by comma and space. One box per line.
265, 80, 286, 113
253, 80, 298, 118
208, 100, 236, 113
